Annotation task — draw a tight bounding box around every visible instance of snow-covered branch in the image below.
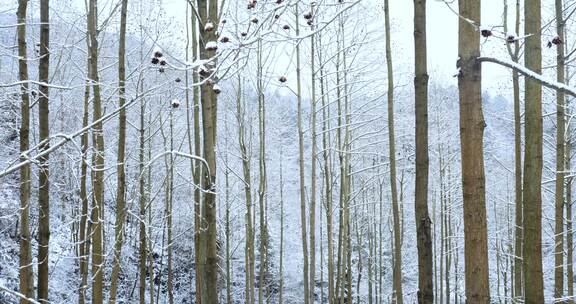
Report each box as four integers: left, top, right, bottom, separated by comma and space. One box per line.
0, 285, 41, 304
477, 56, 576, 97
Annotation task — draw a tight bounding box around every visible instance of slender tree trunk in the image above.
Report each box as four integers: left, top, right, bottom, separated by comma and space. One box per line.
166, 110, 175, 304
567, 138, 574, 303
318, 31, 334, 304
109, 1, 129, 302
457, 0, 490, 302
555, 0, 566, 299
37, 0, 51, 301
279, 151, 285, 304
237, 73, 255, 304
567, 83, 574, 302
295, 2, 310, 303
78, 74, 91, 304
189, 3, 203, 302
413, 0, 434, 302
503, 0, 523, 299
138, 86, 147, 304
87, 0, 105, 301
309, 3, 318, 300
196, 0, 219, 302
257, 37, 269, 304
224, 138, 232, 304
16, 0, 34, 301
385, 0, 403, 302
523, 0, 545, 301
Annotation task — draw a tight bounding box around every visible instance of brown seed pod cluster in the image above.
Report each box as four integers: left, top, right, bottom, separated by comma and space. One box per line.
506, 35, 516, 44
480, 29, 492, 38
151, 49, 167, 73
247, 0, 256, 9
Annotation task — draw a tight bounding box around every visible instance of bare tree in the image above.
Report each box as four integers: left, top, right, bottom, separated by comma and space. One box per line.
37, 0, 51, 301
109, 1, 129, 302
457, 0, 490, 302
16, 0, 34, 301
414, 0, 434, 302
385, 0, 403, 302
522, 0, 545, 301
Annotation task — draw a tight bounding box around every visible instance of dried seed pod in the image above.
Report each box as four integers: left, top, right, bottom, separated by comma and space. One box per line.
304, 12, 312, 19
175, 78, 181, 83
154, 51, 163, 58
171, 99, 180, 108
252, 17, 259, 24
159, 67, 165, 73
480, 29, 492, 38
213, 84, 222, 94
279, 76, 287, 83
241, 31, 248, 37
506, 35, 516, 44
220, 36, 230, 43
204, 22, 215, 32
552, 36, 562, 45
151, 57, 160, 64
199, 66, 210, 77
283, 24, 290, 30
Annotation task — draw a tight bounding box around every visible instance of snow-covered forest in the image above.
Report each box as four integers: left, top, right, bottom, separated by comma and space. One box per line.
0, 0, 575, 303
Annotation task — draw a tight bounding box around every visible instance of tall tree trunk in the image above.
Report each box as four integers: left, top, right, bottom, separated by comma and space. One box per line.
295, 2, 310, 303
109, 0, 129, 302
37, 0, 51, 301
503, 0, 523, 299
318, 31, 334, 304
457, 0, 490, 303
413, 0, 434, 302
555, 0, 566, 299
385, 0, 403, 302
523, 0, 545, 301
224, 136, 232, 304
16, 0, 34, 301
279, 151, 285, 304
196, 1, 219, 302
567, 80, 574, 302
166, 110, 175, 304
309, 3, 318, 300
567, 138, 574, 303
87, 0, 105, 301
189, 3, 203, 302
138, 85, 147, 304
78, 74, 91, 304
237, 73, 255, 304
257, 37, 269, 304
